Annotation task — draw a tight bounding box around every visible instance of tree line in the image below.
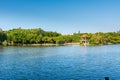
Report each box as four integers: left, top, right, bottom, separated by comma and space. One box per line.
0, 28, 120, 46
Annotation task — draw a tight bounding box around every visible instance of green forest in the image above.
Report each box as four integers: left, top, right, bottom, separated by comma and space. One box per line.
0, 28, 120, 46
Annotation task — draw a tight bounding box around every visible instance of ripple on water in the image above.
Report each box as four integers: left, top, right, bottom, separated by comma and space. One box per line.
0, 45, 120, 80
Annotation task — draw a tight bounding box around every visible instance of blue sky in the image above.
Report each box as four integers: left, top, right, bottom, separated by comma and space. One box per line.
0, 0, 120, 34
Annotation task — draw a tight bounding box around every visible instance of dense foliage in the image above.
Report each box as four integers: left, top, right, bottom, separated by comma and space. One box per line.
0, 28, 7, 45
6, 28, 62, 45
0, 28, 120, 46
83, 32, 120, 45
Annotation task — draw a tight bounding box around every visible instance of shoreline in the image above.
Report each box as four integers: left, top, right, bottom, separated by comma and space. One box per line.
1, 43, 119, 47
2, 42, 80, 47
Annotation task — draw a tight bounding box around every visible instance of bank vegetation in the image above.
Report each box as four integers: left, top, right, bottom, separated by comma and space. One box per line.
0, 28, 120, 46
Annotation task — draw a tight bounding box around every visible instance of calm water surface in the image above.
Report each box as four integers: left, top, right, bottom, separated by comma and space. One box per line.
0, 45, 120, 80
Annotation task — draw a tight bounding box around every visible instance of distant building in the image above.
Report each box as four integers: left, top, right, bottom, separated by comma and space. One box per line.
0, 28, 2, 32
18, 27, 22, 29
117, 29, 120, 33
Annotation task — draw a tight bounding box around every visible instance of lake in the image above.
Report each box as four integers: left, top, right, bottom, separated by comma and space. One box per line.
0, 45, 120, 80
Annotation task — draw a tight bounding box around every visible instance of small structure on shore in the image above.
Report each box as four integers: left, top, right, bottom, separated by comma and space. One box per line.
80, 35, 89, 46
